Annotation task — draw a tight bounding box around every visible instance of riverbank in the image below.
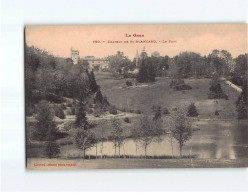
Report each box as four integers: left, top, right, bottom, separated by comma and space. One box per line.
27, 158, 248, 170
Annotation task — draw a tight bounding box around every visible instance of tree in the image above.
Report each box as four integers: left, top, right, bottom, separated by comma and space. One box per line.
208, 76, 227, 99
236, 79, 248, 119
74, 129, 97, 159
171, 109, 192, 157
136, 57, 156, 83
75, 101, 89, 129
94, 88, 103, 104
43, 141, 60, 158
187, 103, 199, 117
98, 120, 108, 159
34, 100, 57, 141
109, 118, 124, 158
132, 116, 161, 158
88, 70, 99, 93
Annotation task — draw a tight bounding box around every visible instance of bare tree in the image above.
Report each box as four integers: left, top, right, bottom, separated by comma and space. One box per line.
109, 118, 124, 158
132, 116, 160, 158
74, 129, 97, 159
171, 108, 193, 158
98, 120, 109, 159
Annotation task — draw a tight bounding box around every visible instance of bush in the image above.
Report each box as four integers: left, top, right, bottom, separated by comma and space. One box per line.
109, 105, 118, 115
43, 141, 60, 158
136, 110, 141, 114
45, 93, 64, 103
162, 107, 170, 115
67, 103, 72, 107
208, 78, 227, 99
187, 103, 199, 117
124, 117, 131, 123
126, 81, 133, 86
61, 103, 67, 110
170, 79, 185, 88
152, 105, 161, 113
173, 84, 192, 91
71, 107, 76, 115
215, 110, 220, 116
54, 105, 65, 119
94, 103, 102, 117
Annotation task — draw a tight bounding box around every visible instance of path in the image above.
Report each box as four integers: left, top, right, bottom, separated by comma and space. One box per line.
221, 77, 242, 93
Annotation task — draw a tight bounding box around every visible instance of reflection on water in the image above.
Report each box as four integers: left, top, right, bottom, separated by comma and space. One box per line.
60, 121, 248, 159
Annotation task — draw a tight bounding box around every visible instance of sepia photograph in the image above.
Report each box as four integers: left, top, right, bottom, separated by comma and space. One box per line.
24, 24, 248, 170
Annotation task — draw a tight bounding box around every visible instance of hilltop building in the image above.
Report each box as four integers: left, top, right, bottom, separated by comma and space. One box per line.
71, 48, 79, 64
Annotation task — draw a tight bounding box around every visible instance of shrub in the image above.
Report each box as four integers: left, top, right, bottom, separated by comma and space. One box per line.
67, 103, 72, 107
45, 93, 64, 103
54, 105, 65, 119
71, 107, 76, 115
236, 100, 247, 119
215, 110, 220, 116
152, 105, 161, 113
126, 81, 133, 86
43, 141, 60, 158
119, 108, 126, 112
187, 103, 199, 117
170, 79, 185, 88
124, 117, 131, 123
88, 101, 93, 108
109, 105, 118, 115
61, 103, 67, 110
208, 78, 227, 99
162, 107, 170, 115
94, 103, 102, 117
136, 110, 141, 114
173, 84, 192, 91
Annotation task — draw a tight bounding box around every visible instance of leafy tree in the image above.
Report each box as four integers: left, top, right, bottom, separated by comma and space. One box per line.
187, 103, 199, 117
171, 109, 192, 157
34, 100, 57, 141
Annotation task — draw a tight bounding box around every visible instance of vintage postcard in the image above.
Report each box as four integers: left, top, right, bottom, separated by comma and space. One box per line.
25, 24, 248, 170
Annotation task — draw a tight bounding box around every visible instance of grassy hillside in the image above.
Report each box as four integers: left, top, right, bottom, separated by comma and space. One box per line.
96, 72, 240, 119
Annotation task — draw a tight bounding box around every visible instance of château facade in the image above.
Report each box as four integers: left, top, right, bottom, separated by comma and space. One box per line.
70, 48, 109, 71
83, 56, 109, 71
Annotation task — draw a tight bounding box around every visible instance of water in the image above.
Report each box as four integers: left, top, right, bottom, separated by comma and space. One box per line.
60, 120, 248, 159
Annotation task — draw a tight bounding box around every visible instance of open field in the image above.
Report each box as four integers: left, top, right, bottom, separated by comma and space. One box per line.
27, 157, 248, 169
96, 72, 240, 119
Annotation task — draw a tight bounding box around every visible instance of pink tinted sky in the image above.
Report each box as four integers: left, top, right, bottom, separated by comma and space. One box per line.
25, 24, 247, 59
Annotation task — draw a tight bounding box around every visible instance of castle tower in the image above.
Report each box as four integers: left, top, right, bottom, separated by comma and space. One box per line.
71, 47, 79, 64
